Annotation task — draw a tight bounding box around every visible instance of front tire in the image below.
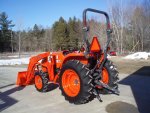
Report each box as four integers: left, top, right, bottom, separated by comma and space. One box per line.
34, 71, 49, 92
59, 60, 94, 104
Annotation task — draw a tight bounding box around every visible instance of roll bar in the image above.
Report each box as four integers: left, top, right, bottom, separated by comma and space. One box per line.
82, 8, 112, 58
83, 8, 111, 30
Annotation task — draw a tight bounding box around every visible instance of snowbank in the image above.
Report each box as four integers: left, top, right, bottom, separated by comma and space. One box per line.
0, 57, 30, 65
124, 52, 150, 60
7, 55, 19, 58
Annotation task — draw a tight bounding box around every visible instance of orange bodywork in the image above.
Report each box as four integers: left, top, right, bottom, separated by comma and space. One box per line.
16, 36, 104, 86
16, 51, 88, 86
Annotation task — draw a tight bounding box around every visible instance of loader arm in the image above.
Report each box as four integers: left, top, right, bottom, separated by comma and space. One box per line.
16, 52, 50, 86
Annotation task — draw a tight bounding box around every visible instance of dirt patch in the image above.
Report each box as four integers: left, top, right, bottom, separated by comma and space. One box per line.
106, 101, 139, 113
109, 56, 150, 74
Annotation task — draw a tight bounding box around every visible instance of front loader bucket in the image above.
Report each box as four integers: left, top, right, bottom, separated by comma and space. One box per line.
16, 52, 50, 86
16, 71, 28, 86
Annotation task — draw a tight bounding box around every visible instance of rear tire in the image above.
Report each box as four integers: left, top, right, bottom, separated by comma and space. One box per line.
100, 60, 119, 94
34, 71, 49, 92
59, 60, 94, 104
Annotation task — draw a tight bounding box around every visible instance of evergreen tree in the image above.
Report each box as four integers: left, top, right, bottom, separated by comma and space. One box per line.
0, 12, 14, 52
67, 17, 81, 50
52, 17, 69, 50
32, 24, 45, 51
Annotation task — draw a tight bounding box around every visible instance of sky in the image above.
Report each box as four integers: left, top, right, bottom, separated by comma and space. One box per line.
0, 0, 108, 30
0, 0, 142, 31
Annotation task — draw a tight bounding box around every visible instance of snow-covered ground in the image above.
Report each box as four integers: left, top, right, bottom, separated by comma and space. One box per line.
7, 55, 19, 58
0, 52, 150, 65
0, 57, 30, 65
124, 52, 150, 60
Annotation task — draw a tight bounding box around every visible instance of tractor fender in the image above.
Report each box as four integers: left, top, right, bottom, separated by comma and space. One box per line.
61, 52, 88, 68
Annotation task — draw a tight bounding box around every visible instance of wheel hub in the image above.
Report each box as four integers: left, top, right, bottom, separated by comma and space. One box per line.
38, 79, 41, 83
35, 75, 43, 89
62, 69, 80, 97
74, 79, 79, 85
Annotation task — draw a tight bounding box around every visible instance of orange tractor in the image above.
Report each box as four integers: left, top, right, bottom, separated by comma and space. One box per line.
16, 8, 119, 104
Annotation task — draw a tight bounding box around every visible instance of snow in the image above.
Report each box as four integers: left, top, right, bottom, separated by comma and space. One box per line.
7, 55, 19, 58
124, 52, 150, 60
0, 57, 30, 65
0, 52, 149, 65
